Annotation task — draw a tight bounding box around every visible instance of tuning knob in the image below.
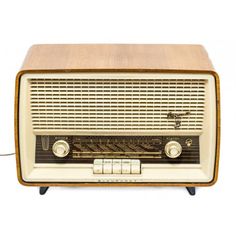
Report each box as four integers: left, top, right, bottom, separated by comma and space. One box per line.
164, 141, 182, 158
52, 140, 70, 158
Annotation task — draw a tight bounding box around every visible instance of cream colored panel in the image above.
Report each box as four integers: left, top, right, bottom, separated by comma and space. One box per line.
19, 77, 35, 179
19, 73, 216, 183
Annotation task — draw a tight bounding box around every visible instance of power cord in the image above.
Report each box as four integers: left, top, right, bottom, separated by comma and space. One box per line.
0, 153, 15, 156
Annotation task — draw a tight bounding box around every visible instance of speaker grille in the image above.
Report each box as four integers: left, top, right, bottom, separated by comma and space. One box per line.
29, 74, 206, 131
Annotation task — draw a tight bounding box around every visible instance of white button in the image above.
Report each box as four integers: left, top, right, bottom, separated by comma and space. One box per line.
103, 159, 112, 174
122, 159, 131, 174
113, 159, 122, 174
93, 159, 103, 174
131, 160, 141, 174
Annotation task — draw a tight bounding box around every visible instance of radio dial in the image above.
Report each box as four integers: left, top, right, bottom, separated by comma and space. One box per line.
165, 141, 182, 158
52, 140, 70, 158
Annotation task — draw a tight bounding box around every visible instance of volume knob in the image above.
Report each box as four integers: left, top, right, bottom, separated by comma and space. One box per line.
164, 141, 182, 158
52, 140, 70, 158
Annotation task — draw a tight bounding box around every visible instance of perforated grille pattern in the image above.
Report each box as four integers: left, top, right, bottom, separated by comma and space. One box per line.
29, 75, 206, 131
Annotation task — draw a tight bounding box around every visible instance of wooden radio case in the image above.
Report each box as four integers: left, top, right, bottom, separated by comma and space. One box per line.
15, 44, 220, 195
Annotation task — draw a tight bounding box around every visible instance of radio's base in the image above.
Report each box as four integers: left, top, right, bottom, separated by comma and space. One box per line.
38, 186, 196, 195
186, 187, 196, 196
39, 187, 49, 195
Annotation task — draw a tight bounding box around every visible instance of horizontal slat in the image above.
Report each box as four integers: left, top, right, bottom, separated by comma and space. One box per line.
30, 79, 205, 83
30, 104, 204, 109
31, 111, 204, 115
32, 126, 203, 129
30, 87, 205, 91
30, 94, 205, 98
32, 123, 203, 126
31, 116, 204, 120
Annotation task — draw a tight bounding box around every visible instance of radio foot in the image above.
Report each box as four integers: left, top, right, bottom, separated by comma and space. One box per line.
39, 187, 49, 195
186, 187, 195, 196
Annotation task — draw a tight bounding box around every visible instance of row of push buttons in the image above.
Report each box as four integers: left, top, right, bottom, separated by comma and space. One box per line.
93, 159, 141, 174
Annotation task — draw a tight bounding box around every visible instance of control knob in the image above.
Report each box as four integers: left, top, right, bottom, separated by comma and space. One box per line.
164, 141, 182, 158
52, 140, 70, 158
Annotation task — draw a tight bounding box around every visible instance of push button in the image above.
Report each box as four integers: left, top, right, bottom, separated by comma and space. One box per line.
103, 159, 113, 174
93, 159, 141, 174
93, 159, 103, 174
131, 160, 141, 174
112, 159, 122, 174
122, 159, 131, 174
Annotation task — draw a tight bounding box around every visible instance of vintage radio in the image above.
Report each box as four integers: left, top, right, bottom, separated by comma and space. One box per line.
15, 44, 220, 195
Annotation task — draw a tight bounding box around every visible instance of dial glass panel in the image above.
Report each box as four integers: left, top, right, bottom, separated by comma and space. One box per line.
35, 135, 200, 164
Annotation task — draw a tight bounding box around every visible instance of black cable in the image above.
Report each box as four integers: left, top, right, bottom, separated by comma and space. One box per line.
0, 153, 15, 156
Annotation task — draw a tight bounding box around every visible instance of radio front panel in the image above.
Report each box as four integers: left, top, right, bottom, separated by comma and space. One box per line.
18, 72, 216, 184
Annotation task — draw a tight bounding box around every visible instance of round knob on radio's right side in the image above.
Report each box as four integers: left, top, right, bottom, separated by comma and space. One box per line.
164, 141, 182, 158
52, 140, 70, 158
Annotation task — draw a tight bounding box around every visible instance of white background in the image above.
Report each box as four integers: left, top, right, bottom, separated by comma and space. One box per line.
0, 0, 235, 235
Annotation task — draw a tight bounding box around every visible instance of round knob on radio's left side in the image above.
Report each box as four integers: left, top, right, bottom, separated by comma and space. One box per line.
52, 140, 70, 158
164, 141, 182, 158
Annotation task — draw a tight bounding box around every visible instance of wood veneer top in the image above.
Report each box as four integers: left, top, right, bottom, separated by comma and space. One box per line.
20, 44, 215, 72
